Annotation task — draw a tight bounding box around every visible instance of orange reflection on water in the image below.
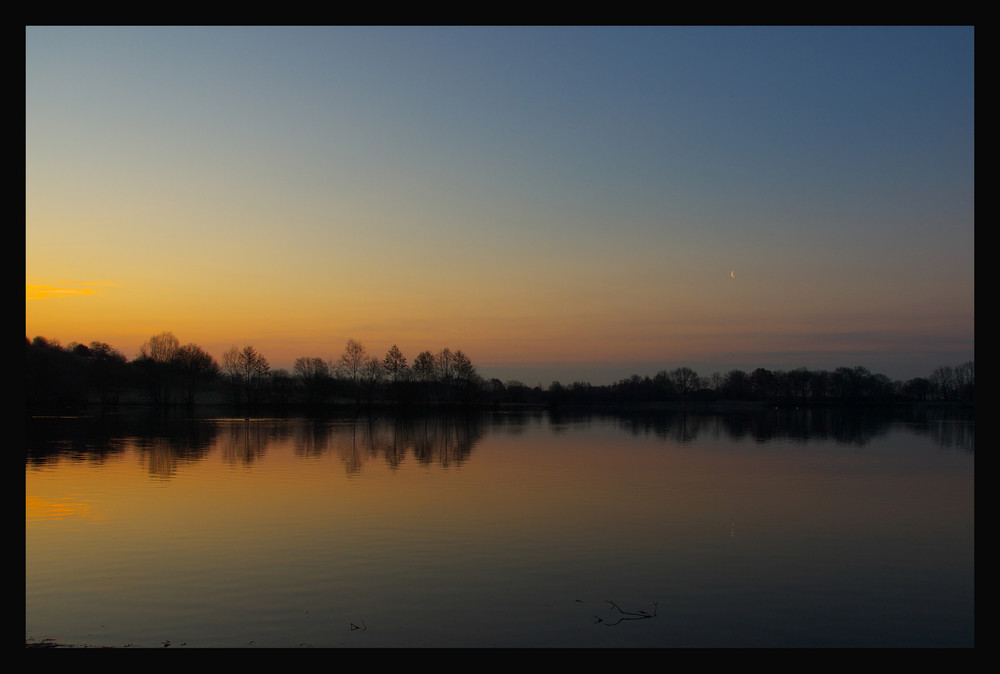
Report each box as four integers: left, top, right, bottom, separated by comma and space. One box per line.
25, 495, 92, 523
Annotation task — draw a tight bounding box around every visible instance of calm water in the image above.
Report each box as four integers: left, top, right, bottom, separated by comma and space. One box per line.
26, 407, 973, 648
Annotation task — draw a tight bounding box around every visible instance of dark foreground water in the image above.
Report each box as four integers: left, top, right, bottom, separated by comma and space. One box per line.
26, 406, 973, 647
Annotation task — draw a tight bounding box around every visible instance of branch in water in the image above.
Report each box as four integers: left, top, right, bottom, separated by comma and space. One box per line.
600, 601, 658, 626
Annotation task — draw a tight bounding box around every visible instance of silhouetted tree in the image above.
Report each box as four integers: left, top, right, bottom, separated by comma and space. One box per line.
709, 372, 725, 392
221, 346, 243, 405
383, 344, 408, 382
786, 368, 811, 402
413, 351, 435, 380
266, 368, 294, 407
866, 372, 895, 402
722, 369, 753, 400
652, 370, 677, 401
929, 365, 954, 400
852, 366, 873, 400
293, 356, 330, 406
435, 347, 455, 401
79, 341, 129, 406
139, 331, 180, 363
238, 345, 270, 407
221, 344, 269, 407
830, 366, 857, 401
337, 339, 368, 405
503, 379, 529, 404
548, 380, 567, 407
173, 343, 219, 406
615, 374, 653, 404
750, 368, 776, 402
413, 350, 436, 403
361, 356, 384, 406
135, 331, 181, 404
901, 377, 932, 401
954, 360, 974, 402
808, 370, 830, 402
450, 349, 482, 404
670, 367, 701, 399
569, 381, 596, 405
26, 336, 87, 404
486, 378, 506, 404
382, 344, 410, 403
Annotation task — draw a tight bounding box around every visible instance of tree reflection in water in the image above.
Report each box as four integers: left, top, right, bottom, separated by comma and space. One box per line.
26, 405, 971, 479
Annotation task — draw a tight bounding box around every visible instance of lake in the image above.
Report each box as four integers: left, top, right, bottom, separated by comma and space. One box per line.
25, 406, 973, 648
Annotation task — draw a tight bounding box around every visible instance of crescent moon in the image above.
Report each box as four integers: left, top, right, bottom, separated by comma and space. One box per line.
731, 270, 735, 278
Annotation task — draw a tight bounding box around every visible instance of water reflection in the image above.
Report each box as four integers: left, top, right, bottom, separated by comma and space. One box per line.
25, 495, 92, 523
26, 405, 971, 479
27, 411, 489, 476
588, 405, 973, 449
25, 405, 974, 647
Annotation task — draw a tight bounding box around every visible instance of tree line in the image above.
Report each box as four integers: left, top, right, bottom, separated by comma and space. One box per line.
536, 363, 974, 407
25, 332, 485, 409
25, 332, 973, 409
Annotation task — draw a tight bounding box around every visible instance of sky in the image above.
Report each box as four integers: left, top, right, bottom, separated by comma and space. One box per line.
25, 26, 974, 385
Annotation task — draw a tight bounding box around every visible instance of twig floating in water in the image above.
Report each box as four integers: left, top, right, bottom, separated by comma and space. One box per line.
599, 601, 658, 626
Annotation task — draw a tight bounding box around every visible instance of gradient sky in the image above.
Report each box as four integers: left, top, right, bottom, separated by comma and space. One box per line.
25, 26, 974, 385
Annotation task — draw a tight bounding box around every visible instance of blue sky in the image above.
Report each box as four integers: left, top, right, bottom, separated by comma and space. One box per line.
26, 26, 974, 384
